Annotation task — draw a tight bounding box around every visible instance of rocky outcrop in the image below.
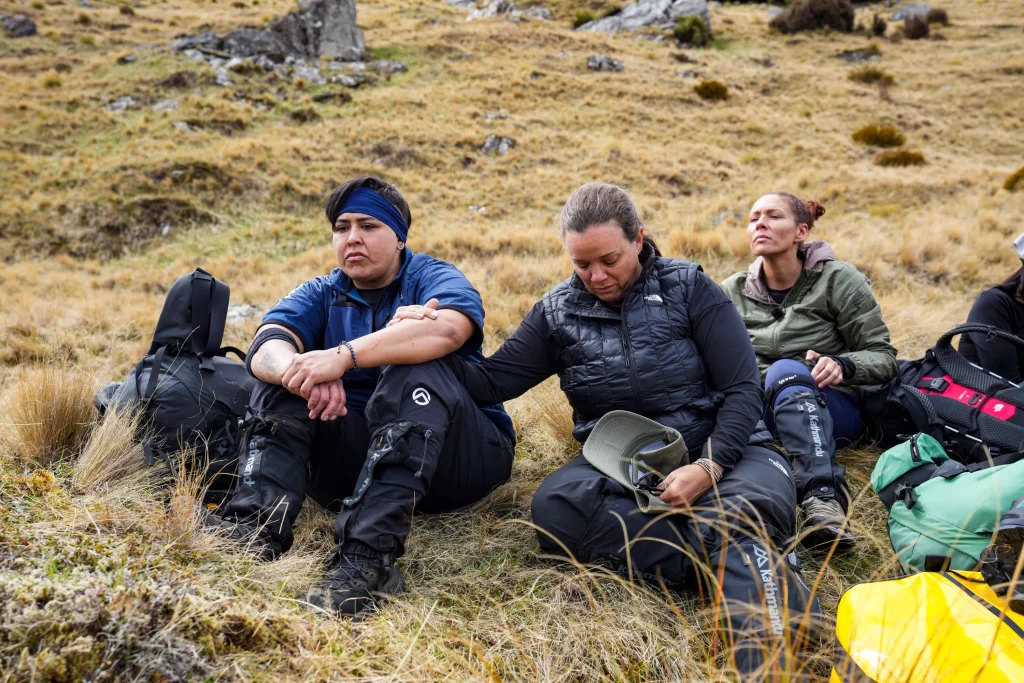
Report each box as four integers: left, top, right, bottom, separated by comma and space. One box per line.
576, 0, 710, 34
2, 14, 37, 37
171, 0, 365, 62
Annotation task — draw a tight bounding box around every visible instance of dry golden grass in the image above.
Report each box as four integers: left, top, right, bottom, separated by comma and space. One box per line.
1, 364, 95, 468
1, 0, 1023, 679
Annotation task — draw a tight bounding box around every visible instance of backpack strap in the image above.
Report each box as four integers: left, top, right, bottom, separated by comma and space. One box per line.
137, 345, 168, 402
932, 323, 1024, 395
188, 270, 230, 359
219, 345, 247, 362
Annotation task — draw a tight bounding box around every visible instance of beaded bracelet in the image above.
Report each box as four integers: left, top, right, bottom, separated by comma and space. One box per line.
336, 340, 358, 369
695, 457, 722, 484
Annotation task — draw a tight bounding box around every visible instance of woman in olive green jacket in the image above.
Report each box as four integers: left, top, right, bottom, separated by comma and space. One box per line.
722, 193, 897, 550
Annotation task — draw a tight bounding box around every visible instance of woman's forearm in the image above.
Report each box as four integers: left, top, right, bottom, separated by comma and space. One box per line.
348, 310, 473, 368
251, 339, 300, 384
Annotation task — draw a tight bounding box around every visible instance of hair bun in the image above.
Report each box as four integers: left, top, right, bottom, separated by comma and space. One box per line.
802, 199, 826, 225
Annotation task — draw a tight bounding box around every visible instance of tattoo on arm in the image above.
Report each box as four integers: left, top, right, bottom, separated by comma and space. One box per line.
258, 349, 283, 378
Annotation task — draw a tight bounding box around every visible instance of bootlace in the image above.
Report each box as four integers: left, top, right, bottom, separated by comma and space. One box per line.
803, 496, 845, 522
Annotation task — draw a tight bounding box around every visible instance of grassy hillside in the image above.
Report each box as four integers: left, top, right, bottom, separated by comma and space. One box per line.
2, 0, 1023, 679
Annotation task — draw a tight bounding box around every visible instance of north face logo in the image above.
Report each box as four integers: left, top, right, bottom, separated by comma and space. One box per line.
644, 294, 663, 303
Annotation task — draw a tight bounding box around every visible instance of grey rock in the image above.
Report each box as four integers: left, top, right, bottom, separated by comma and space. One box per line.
892, 3, 928, 21
526, 6, 552, 19
468, 0, 515, 20
767, 7, 783, 17
587, 54, 623, 72
107, 96, 137, 112
183, 49, 208, 63
207, 57, 227, 69
369, 59, 407, 74
226, 304, 261, 323
271, 0, 366, 61
331, 73, 366, 87
225, 57, 249, 71
677, 69, 699, 78
468, 204, 487, 213
577, 0, 710, 34
79, 0, 95, 6
117, 54, 137, 64
153, 99, 178, 111
485, 111, 508, 121
214, 67, 234, 86
291, 64, 327, 85
448, 0, 478, 8
172, 120, 196, 133
481, 134, 515, 155
3, 14, 37, 38
837, 48, 881, 62
222, 28, 287, 58
709, 0, 720, 7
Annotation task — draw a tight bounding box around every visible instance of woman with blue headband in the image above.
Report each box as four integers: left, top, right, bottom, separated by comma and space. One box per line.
213, 176, 515, 617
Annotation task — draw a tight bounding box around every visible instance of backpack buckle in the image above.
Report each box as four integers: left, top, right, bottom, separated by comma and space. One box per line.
924, 377, 950, 393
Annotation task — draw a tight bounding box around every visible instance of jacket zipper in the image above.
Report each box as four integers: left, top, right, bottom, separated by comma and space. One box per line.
619, 290, 648, 412
769, 272, 806, 360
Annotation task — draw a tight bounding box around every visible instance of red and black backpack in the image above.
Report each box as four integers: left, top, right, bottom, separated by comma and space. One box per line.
863, 324, 1024, 463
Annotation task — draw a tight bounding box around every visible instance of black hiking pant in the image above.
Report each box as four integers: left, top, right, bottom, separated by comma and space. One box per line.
531, 440, 822, 677
222, 359, 515, 558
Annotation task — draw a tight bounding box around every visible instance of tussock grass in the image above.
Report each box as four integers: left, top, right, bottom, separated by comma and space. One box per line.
1, 364, 95, 468
875, 149, 926, 167
72, 406, 157, 493
852, 124, 906, 148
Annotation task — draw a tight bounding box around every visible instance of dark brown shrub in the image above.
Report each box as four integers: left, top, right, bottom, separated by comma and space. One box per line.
769, 0, 855, 34
853, 124, 905, 147
694, 80, 728, 101
903, 15, 929, 39
925, 8, 949, 25
119, 5, 134, 15
848, 66, 894, 86
1006, 166, 1024, 192
871, 13, 886, 36
875, 150, 925, 167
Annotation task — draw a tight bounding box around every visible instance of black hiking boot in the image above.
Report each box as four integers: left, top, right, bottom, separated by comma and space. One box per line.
799, 496, 856, 550
202, 511, 282, 562
303, 542, 405, 617
980, 496, 1024, 613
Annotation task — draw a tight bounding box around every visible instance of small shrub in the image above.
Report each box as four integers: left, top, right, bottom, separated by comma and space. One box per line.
119, 4, 135, 15
572, 10, 595, 28
674, 15, 709, 47
925, 8, 949, 26
288, 106, 321, 124
1006, 166, 1024, 192
871, 13, 886, 36
232, 1, 247, 7
31, 0, 45, 9
602, 4, 622, 18
694, 79, 728, 101
903, 15, 929, 39
769, 0, 855, 34
875, 150, 925, 167
848, 66, 894, 86
43, 73, 62, 88
80, 35, 96, 46
852, 124, 905, 147
76, 12, 92, 25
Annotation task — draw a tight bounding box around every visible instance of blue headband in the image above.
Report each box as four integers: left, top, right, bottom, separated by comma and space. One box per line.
336, 186, 409, 243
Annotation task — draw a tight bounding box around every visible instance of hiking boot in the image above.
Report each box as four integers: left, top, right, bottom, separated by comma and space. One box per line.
799, 496, 856, 550
303, 542, 405, 617
201, 511, 281, 562
980, 497, 1024, 613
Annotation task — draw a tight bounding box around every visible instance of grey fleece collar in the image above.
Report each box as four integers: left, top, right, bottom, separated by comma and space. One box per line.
742, 240, 836, 302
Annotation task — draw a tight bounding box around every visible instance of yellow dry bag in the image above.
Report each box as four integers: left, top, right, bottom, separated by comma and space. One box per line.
830, 571, 1024, 682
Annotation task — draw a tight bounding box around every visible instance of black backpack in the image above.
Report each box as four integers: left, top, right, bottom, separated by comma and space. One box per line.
862, 323, 1024, 463
98, 268, 256, 503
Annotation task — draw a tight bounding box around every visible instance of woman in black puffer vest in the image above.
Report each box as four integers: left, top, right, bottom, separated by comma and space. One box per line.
392, 183, 821, 678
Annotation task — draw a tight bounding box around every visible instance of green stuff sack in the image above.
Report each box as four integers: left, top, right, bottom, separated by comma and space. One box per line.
872, 433, 1024, 573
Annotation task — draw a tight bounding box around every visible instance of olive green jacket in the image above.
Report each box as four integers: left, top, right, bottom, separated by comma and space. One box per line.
721, 241, 898, 387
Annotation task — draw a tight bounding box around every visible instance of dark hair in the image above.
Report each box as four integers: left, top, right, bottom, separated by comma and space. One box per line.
324, 175, 412, 232
560, 182, 661, 256
769, 192, 826, 231
994, 265, 1024, 301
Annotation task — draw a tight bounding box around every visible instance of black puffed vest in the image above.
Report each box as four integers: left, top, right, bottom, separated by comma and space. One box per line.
542, 244, 722, 449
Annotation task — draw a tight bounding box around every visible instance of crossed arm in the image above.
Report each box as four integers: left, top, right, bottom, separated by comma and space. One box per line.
249, 299, 474, 420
